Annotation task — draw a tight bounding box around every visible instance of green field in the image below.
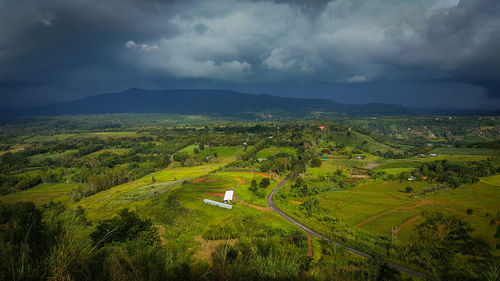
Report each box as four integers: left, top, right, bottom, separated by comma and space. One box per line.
429, 147, 499, 155
1, 117, 499, 280
256, 146, 297, 159
277, 167, 500, 245
0, 183, 84, 205
75, 157, 238, 220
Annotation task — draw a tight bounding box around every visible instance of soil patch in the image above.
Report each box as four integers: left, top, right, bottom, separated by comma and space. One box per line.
307, 235, 313, 257
153, 225, 167, 245
239, 171, 276, 179
193, 177, 206, 183
238, 200, 270, 212
397, 215, 422, 233
194, 177, 217, 184
350, 174, 370, 179
234, 177, 244, 184
365, 163, 381, 169
206, 192, 225, 197
193, 236, 239, 261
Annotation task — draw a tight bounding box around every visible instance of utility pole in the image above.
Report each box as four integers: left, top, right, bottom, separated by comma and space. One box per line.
391, 226, 398, 245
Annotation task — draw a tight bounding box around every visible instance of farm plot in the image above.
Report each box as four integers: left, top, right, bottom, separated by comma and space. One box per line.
135, 172, 293, 261
0, 183, 84, 205
277, 178, 500, 245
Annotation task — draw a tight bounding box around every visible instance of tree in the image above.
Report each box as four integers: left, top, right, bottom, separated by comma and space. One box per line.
199, 143, 205, 150
311, 158, 322, 167
299, 197, 319, 213
193, 148, 200, 154
259, 178, 270, 189
90, 208, 159, 247
405, 186, 414, 193
173, 152, 189, 164
249, 179, 258, 193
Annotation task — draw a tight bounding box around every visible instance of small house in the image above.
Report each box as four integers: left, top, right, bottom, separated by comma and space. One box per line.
354, 155, 366, 160
258, 158, 268, 163
224, 190, 234, 203
429, 153, 437, 157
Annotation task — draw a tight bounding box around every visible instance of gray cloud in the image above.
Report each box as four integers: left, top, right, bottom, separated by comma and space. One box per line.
0, 0, 499, 108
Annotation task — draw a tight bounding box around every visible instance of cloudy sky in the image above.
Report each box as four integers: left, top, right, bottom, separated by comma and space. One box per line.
1, 0, 500, 109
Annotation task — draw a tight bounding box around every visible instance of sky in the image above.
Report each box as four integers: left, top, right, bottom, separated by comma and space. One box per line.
1, 0, 500, 109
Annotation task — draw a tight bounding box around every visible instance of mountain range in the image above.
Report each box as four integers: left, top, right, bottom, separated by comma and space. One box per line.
18, 88, 409, 118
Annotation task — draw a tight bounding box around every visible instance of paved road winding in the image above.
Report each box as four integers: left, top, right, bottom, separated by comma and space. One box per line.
266, 175, 427, 280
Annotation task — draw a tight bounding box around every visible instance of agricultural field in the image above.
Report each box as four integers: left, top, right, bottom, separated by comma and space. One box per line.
1, 115, 499, 280
0, 183, 84, 205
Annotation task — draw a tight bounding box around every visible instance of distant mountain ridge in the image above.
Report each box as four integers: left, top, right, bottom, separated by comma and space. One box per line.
22, 88, 409, 117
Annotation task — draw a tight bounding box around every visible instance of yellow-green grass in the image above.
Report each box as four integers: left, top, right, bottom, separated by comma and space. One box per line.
136, 173, 294, 248
277, 178, 500, 247
23, 131, 139, 142
480, 174, 500, 187
306, 152, 381, 177
382, 168, 415, 175
429, 147, 499, 155
178, 144, 198, 154
88, 148, 130, 156
75, 154, 238, 220
416, 154, 489, 162
75, 164, 222, 220
178, 145, 243, 158
328, 131, 400, 153
0, 145, 25, 157
0, 183, 84, 205
307, 156, 364, 174
381, 154, 490, 169
28, 149, 78, 163
215, 171, 278, 207
255, 146, 297, 159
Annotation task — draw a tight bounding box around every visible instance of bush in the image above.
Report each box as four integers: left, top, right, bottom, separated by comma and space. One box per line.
405, 186, 414, 193
311, 158, 322, 167
466, 209, 473, 215
249, 179, 258, 193
259, 178, 270, 189
90, 208, 159, 247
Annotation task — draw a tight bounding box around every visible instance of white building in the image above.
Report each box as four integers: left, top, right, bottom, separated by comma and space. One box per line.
224, 190, 234, 203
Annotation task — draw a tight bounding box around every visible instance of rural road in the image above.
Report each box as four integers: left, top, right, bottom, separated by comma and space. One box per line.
266, 175, 427, 280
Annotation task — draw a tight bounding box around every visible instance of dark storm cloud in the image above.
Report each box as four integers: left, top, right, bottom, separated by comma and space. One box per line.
1, 0, 499, 108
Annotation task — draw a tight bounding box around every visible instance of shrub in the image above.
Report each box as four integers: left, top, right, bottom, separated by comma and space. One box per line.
311, 158, 322, 167
90, 208, 159, 247
259, 178, 270, 189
